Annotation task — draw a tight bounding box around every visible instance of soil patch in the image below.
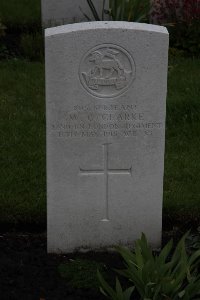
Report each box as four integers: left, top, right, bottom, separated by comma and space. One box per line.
0, 233, 123, 300
0, 227, 197, 300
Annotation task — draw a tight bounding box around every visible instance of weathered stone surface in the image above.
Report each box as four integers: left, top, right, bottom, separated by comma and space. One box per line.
42, 0, 109, 27
45, 22, 169, 253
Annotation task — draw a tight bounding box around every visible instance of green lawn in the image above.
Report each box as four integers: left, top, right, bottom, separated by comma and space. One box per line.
0, 56, 199, 226
0, 60, 45, 225
164, 57, 200, 225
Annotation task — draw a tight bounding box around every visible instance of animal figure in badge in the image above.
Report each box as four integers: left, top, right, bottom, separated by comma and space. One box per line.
89, 49, 125, 79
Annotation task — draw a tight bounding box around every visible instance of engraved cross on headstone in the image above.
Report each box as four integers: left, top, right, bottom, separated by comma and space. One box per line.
79, 143, 132, 221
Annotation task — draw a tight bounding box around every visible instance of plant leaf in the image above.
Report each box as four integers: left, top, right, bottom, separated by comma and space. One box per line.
86, 0, 100, 21
123, 286, 135, 299
97, 269, 116, 299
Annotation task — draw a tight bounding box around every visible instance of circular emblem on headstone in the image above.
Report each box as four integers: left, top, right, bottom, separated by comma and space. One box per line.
79, 44, 135, 98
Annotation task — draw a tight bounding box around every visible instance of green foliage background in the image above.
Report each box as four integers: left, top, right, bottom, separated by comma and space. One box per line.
0, 0, 41, 30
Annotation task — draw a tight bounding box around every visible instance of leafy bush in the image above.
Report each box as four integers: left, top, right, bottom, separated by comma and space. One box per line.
110, 0, 151, 21
0, 19, 6, 37
86, 0, 151, 22
98, 233, 200, 299
151, 0, 200, 56
186, 229, 200, 254
20, 32, 44, 61
0, 0, 41, 31
98, 272, 135, 300
0, 0, 42, 60
0, 45, 11, 60
173, 19, 200, 57
0, 19, 9, 60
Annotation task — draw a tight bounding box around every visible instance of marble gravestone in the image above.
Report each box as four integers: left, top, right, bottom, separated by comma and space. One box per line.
45, 22, 169, 253
42, 0, 109, 27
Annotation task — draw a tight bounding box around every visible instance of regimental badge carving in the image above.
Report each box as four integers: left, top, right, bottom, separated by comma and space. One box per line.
79, 44, 136, 98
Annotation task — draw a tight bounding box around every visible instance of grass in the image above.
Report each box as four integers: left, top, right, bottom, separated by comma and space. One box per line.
164, 56, 200, 226
0, 59, 45, 225
0, 55, 199, 228
0, 0, 41, 30
58, 259, 105, 289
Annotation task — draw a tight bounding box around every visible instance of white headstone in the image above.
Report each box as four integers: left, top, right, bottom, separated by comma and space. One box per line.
46, 22, 169, 253
42, 0, 109, 27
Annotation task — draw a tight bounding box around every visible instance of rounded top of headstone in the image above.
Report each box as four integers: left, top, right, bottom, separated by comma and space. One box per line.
45, 21, 168, 37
